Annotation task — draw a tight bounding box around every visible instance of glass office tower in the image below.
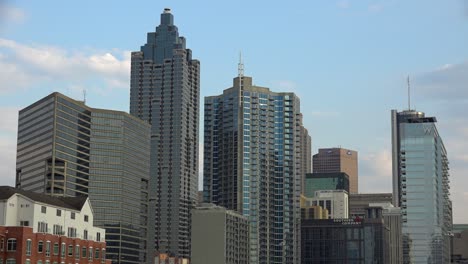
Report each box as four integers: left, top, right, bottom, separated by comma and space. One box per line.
391, 110, 452, 263
204, 75, 306, 264
16, 92, 150, 264
129, 8, 200, 260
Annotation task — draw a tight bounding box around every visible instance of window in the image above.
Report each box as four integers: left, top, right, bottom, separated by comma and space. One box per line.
41, 206, 47, 213
75, 245, 80, 259
84, 215, 89, 222
56, 209, 61, 217
45, 241, 50, 257
1, 238, 4, 251
25, 260, 30, 264
88, 248, 93, 260
6, 259, 16, 264
38, 241, 43, 253
95, 248, 100, 259
37, 261, 42, 264
67, 227, 76, 238
61, 243, 65, 258
96, 232, 101, 242
38, 222, 48, 233
71, 212, 75, 219
7, 239, 16, 251
20, 220, 29, 226
101, 249, 106, 263
68, 244, 73, 256
53, 225, 63, 235
53, 243, 59, 255
26, 239, 32, 256
81, 247, 87, 258
83, 230, 88, 240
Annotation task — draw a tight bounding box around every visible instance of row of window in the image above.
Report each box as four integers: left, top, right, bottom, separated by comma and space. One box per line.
40, 206, 88, 222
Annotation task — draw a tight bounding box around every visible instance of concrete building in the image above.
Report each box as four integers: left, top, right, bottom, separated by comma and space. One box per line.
15, 92, 151, 264
129, 8, 200, 260
300, 195, 328, 220
313, 148, 358, 194
0, 186, 109, 264
452, 224, 468, 263
391, 109, 452, 263
304, 172, 349, 198
203, 74, 305, 264
306, 190, 348, 219
301, 216, 388, 264
349, 193, 393, 219
191, 204, 249, 264
299, 122, 312, 195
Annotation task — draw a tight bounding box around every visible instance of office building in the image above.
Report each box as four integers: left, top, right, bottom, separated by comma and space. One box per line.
313, 148, 358, 193
15, 92, 150, 264
306, 190, 348, 219
300, 195, 328, 220
129, 8, 200, 259
349, 193, 392, 219
0, 186, 109, 264
452, 224, 468, 263
191, 204, 249, 264
304, 172, 349, 198
301, 216, 388, 264
203, 74, 304, 264
391, 109, 452, 263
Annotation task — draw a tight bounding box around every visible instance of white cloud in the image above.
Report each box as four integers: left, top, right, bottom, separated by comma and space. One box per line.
0, 135, 17, 186
359, 149, 392, 193
0, 107, 19, 133
0, 38, 131, 94
0, 5, 26, 24
337, 0, 350, 9
415, 60, 468, 101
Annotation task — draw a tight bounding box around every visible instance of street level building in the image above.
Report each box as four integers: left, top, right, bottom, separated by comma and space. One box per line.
203, 74, 305, 264
451, 224, 468, 263
15, 92, 150, 264
304, 172, 349, 198
129, 8, 200, 260
191, 204, 249, 264
0, 186, 109, 264
391, 109, 452, 263
313, 148, 358, 194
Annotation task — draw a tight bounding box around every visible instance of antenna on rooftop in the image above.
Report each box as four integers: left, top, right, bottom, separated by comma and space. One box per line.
238, 51, 244, 78
407, 76, 411, 111
83, 89, 87, 104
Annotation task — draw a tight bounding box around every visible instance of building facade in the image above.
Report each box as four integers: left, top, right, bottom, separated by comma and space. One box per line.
15, 92, 150, 264
301, 217, 388, 264
0, 186, 109, 264
349, 193, 392, 219
203, 75, 304, 264
191, 204, 249, 264
129, 8, 200, 259
304, 172, 349, 198
299, 123, 312, 195
452, 224, 468, 263
306, 190, 348, 219
313, 148, 358, 194
391, 109, 452, 263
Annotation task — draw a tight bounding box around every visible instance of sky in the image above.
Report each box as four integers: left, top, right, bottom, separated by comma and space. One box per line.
0, 0, 467, 223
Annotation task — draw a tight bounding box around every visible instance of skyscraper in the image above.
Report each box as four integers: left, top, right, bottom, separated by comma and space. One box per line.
16, 92, 150, 264
203, 74, 305, 264
299, 123, 312, 194
304, 172, 350, 198
313, 147, 358, 193
391, 109, 452, 263
129, 8, 200, 259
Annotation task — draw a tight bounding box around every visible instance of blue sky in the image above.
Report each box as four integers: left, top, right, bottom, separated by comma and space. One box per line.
0, 0, 467, 222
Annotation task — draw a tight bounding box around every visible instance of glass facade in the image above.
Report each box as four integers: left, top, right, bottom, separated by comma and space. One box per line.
391, 110, 452, 263
16, 92, 151, 264
129, 9, 200, 259
204, 76, 305, 264
304, 172, 349, 198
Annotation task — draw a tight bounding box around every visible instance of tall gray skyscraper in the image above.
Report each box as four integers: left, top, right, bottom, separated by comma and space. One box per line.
391, 109, 452, 263
203, 73, 304, 264
299, 120, 312, 195
129, 8, 200, 259
16, 92, 150, 264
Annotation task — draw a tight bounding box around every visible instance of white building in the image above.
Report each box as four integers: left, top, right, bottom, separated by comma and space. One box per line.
0, 186, 105, 241
306, 190, 349, 219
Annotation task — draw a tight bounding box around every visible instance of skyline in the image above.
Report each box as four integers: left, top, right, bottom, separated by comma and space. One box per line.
0, 0, 467, 223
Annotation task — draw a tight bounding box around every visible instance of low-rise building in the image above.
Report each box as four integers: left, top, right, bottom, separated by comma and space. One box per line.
306, 190, 348, 219
0, 186, 110, 264
191, 204, 249, 264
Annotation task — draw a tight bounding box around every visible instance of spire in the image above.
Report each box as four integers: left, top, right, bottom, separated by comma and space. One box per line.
238, 51, 244, 78
407, 75, 411, 111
